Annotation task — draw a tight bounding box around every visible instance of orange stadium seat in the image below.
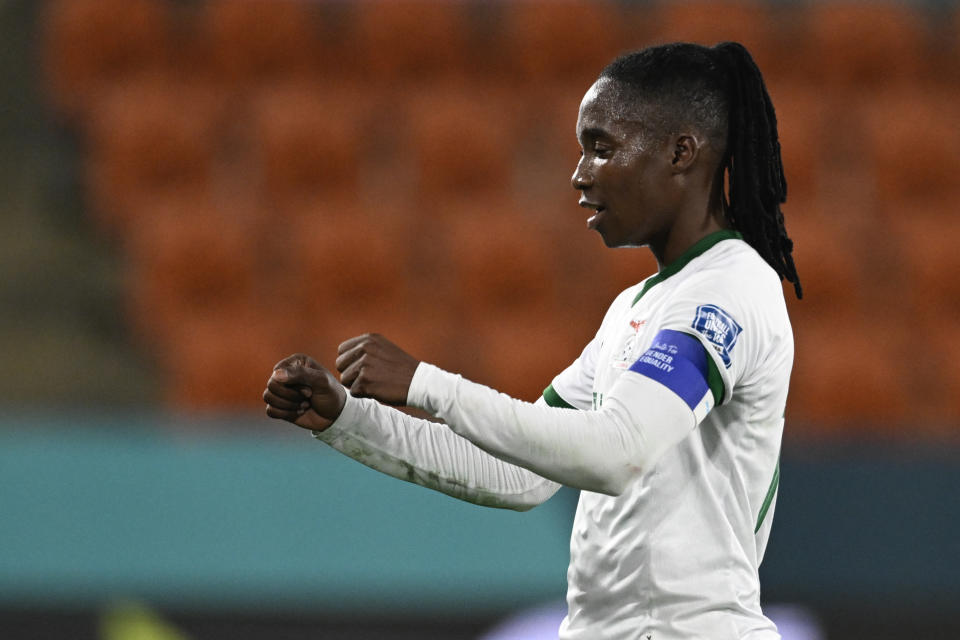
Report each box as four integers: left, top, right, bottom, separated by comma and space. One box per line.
196, 0, 323, 89
593, 246, 660, 295
466, 315, 591, 402
439, 199, 557, 318
492, 0, 626, 85
891, 216, 960, 317
861, 89, 960, 205
249, 82, 376, 210
404, 86, 515, 197
794, 3, 929, 87
876, 198, 955, 233
922, 319, 960, 425
41, 0, 171, 118
124, 195, 259, 346
754, 203, 956, 432
766, 83, 827, 200
161, 305, 305, 411
83, 76, 224, 234
789, 310, 910, 430
783, 205, 864, 317
430, 201, 595, 400
471, 83, 582, 236
352, 0, 473, 81
284, 204, 412, 318
648, 1, 783, 78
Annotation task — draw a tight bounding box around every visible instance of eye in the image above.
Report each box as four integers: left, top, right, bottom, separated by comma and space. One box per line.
593, 145, 612, 159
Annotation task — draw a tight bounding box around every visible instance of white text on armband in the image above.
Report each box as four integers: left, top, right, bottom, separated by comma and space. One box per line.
629, 329, 713, 421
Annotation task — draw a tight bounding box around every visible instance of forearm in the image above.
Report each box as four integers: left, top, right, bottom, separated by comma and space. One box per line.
408, 364, 697, 495
313, 393, 561, 511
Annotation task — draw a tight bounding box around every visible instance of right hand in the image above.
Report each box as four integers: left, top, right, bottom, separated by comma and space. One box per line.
263, 353, 347, 432
335, 333, 421, 406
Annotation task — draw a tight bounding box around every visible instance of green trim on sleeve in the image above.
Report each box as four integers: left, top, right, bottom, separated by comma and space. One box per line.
754, 457, 780, 533
706, 355, 725, 406
632, 230, 743, 306
542, 384, 576, 409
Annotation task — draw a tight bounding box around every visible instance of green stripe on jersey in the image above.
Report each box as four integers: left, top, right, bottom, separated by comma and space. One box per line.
542, 384, 576, 409
706, 355, 725, 406
755, 457, 780, 533
632, 230, 743, 306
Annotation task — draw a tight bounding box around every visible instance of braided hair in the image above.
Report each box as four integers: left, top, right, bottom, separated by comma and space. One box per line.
600, 42, 802, 299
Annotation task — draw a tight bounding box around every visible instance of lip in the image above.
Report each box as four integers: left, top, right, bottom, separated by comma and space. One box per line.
587, 208, 605, 230
579, 200, 606, 230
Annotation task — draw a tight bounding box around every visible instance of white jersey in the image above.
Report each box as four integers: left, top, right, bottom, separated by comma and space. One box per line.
548, 231, 791, 639
315, 230, 792, 640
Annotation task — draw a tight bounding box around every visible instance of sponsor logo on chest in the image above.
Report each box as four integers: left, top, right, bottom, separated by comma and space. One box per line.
611, 317, 648, 370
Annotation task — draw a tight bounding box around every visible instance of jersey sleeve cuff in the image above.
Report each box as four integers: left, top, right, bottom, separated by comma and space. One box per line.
407, 361, 458, 415
542, 384, 576, 409
311, 391, 362, 442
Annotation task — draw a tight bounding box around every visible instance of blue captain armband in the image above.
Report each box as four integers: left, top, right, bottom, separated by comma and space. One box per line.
629, 329, 716, 423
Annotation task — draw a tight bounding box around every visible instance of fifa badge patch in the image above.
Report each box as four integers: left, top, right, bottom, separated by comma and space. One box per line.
692, 304, 742, 369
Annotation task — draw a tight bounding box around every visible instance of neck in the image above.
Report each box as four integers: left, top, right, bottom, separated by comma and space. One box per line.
651, 197, 729, 270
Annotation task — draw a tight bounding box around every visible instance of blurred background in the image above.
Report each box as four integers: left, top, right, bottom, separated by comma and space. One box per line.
1, 0, 958, 638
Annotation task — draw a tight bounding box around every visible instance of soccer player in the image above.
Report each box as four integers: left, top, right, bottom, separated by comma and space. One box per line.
264, 41, 801, 640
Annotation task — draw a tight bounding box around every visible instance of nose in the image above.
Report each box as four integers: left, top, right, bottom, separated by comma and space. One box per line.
571, 155, 592, 191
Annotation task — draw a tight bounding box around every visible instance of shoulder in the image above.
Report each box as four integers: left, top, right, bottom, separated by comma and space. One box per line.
679, 239, 787, 315
666, 239, 792, 375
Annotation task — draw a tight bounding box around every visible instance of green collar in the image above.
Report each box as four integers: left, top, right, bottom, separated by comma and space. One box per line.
632, 229, 743, 306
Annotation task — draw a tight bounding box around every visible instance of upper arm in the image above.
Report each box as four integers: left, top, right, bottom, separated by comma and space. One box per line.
628, 274, 757, 422
653, 278, 753, 407
627, 329, 720, 424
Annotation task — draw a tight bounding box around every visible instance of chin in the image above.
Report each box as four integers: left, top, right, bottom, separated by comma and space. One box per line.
594, 226, 620, 248
597, 232, 634, 249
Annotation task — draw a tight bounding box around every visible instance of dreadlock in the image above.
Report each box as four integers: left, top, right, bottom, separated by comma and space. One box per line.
600, 42, 803, 299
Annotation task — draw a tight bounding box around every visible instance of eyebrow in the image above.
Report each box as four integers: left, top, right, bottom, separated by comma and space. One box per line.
578, 126, 612, 141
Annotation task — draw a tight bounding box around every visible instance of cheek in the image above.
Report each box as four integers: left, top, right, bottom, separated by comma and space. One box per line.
633, 165, 673, 205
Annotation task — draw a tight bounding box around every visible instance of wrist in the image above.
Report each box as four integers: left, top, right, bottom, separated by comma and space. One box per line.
407, 362, 460, 416
330, 382, 347, 420
406, 361, 431, 408
311, 390, 353, 437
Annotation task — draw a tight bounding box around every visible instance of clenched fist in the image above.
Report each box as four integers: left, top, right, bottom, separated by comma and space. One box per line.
263, 353, 347, 432
335, 333, 420, 405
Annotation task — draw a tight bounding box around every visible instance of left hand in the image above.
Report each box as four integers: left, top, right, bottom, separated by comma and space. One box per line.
263, 354, 347, 432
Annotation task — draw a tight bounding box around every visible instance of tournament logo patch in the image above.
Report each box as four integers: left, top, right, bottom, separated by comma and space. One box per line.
691, 304, 742, 369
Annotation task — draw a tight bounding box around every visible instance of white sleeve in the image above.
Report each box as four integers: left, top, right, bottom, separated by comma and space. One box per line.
312, 392, 561, 511
653, 268, 758, 404
546, 335, 599, 410
408, 362, 699, 496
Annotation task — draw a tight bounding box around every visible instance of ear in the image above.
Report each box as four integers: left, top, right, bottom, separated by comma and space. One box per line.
670, 134, 701, 173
